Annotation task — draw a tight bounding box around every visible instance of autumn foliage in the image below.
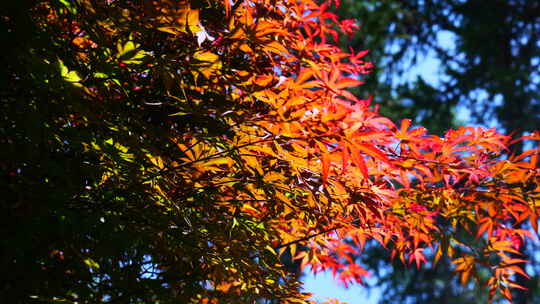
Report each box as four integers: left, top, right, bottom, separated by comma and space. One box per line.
2, 0, 539, 303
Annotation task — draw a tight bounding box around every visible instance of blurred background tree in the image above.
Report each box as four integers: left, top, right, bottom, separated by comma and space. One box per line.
329, 0, 540, 303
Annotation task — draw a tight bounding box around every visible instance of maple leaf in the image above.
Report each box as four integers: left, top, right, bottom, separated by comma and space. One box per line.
408, 248, 427, 269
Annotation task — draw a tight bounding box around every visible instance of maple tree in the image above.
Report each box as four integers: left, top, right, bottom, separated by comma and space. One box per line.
1, 0, 539, 303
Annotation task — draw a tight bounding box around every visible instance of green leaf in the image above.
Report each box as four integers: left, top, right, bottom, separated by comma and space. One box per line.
57, 0, 77, 14
116, 39, 147, 64
93, 72, 109, 79
58, 59, 82, 84
83, 258, 100, 270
